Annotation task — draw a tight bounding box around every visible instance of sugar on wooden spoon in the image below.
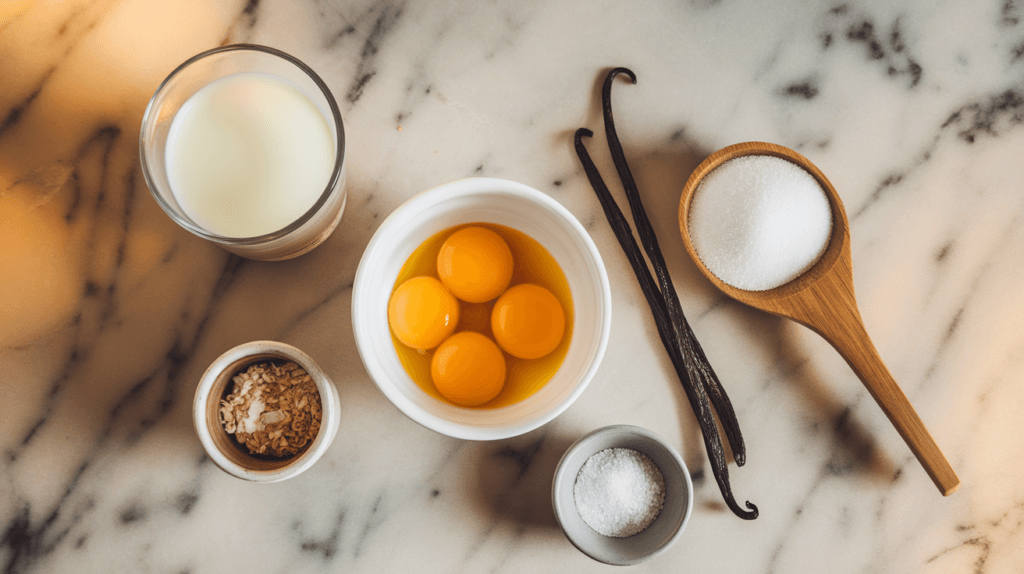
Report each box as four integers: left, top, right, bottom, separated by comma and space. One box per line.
678, 142, 960, 496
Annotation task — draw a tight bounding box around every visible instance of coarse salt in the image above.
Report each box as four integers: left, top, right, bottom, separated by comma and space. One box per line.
573, 448, 665, 537
688, 155, 833, 291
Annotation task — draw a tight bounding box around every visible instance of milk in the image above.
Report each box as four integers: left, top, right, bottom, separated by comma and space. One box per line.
165, 72, 335, 238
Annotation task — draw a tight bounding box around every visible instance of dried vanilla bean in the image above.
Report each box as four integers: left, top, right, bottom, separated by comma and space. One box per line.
599, 67, 747, 465
574, 68, 757, 519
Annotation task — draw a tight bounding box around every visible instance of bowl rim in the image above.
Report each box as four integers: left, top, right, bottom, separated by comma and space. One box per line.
351, 177, 612, 440
192, 340, 340, 482
551, 424, 694, 565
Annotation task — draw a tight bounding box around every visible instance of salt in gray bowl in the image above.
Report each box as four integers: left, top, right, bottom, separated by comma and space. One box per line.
551, 425, 693, 565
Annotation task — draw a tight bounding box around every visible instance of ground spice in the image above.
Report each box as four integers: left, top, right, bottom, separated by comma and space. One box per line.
219, 361, 322, 457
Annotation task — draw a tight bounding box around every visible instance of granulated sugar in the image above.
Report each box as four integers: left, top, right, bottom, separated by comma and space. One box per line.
688, 155, 833, 291
573, 448, 665, 537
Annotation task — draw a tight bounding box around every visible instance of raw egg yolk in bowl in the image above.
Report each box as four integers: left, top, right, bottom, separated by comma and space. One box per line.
437, 226, 513, 303
387, 223, 573, 409
388, 276, 460, 350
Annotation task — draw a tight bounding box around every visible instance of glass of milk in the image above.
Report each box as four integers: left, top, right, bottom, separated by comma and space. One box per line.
140, 44, 346, 260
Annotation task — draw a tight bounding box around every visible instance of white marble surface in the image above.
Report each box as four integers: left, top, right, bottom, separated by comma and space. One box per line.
2, 0, 1023, 572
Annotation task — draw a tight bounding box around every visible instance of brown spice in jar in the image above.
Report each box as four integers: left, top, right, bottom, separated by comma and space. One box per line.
218, 361, 322, 457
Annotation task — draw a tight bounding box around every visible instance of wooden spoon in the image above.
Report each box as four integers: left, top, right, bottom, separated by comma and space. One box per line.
677, 141, 960, 496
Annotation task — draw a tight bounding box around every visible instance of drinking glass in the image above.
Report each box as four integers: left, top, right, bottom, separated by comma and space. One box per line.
140, 44, 346, 260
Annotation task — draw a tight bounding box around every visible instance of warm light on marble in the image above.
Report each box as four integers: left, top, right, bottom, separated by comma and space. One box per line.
2, 0, 1023, 572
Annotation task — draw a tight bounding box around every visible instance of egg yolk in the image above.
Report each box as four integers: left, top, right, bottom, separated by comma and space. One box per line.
437, 227, 514, 303
491, 283, 565, 359
388, 276, 460, 350
431, 331, 506, 407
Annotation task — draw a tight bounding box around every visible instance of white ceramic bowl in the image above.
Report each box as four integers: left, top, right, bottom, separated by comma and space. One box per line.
552, 425, 694, 565
352, 177, 611, 440
193, 341, 341, 482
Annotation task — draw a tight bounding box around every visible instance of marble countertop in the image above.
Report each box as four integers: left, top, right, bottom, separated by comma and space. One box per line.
2, 0, 1023, 572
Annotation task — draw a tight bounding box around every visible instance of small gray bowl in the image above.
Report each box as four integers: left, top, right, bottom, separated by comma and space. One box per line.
552, 425, 693, 565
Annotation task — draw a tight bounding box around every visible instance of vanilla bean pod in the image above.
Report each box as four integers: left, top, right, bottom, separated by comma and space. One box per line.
575, 119, 756, 519
599, 67, 748, 466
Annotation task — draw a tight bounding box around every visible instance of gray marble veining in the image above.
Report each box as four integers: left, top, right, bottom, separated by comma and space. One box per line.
2, 0, 1023, 572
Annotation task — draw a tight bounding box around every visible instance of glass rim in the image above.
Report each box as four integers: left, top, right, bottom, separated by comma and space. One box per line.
138, 43, 346, 244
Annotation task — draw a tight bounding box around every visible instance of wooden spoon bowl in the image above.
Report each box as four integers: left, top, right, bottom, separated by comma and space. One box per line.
678, 141, 959, 496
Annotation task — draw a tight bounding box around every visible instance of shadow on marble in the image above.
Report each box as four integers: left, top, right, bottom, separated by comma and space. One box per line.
705, 279, 900, 487
469, 428, 576, 532
764, 314, 900, 484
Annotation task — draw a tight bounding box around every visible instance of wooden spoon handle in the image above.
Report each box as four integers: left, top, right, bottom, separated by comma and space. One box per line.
817, 302, 960, 495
